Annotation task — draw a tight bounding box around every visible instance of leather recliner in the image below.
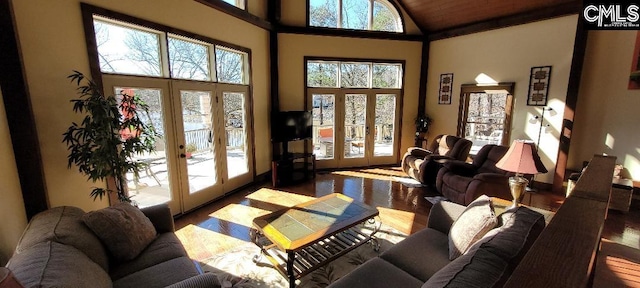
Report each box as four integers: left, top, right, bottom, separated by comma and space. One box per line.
436, 144, 516, 205
401, 134, 472, 185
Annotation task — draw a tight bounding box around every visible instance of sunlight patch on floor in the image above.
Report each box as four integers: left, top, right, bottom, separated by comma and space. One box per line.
245, 188, 315, 206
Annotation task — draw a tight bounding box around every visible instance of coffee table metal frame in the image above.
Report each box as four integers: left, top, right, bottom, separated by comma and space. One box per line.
251, 193, 380, 288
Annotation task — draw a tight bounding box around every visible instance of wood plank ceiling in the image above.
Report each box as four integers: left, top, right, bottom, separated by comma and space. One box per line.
397, 0, 581, 32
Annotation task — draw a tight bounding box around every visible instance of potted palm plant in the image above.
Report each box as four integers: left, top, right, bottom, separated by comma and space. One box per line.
63, 71, 157, 203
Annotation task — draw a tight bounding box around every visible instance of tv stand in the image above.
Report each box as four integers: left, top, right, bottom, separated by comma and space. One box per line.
272, 141, 315, 187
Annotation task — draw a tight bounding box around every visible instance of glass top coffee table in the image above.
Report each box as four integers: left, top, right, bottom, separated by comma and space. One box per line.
251, 193, 380, 288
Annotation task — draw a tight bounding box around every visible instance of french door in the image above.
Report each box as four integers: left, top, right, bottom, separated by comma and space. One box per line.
103, 75, 253, 213
309, 89, 401, 169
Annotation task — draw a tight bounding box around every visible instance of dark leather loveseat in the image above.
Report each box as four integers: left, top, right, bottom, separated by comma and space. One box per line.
436, 144, 513, 205
401, 134, 472, 185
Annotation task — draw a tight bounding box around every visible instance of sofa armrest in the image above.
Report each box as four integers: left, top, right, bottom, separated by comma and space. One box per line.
164, 273, 220, 288
141, 204, 175, 233
407, 147, 432, 158
473, 173, 510, 184
427, 201, 467, 234
443, 160, 476, 177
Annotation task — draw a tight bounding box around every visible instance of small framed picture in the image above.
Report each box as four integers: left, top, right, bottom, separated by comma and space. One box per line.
439, 73, 453, 105
527, 66, 552, 106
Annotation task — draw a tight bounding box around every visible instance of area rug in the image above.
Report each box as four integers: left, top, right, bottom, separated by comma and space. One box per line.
200, 223, 407, 287
425, 196, 448, 205
391, 176, 425, 188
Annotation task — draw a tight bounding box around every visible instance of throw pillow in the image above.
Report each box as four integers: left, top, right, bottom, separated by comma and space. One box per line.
448, 195, 497, 260
82, 203, 157, 262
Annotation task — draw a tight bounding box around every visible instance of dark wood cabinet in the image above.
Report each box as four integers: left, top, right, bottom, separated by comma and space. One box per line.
272, 153, 315, 187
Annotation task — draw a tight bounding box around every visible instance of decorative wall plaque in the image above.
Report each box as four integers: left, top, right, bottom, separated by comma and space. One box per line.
527, 66, 552, 106
438, 73, 453, 105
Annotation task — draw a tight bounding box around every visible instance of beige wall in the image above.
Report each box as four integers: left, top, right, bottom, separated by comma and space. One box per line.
570, 31, 640, 179
426, 15, 579, 184
280, 0, 423, 35
11, 0, 270, 211
0, 88, 28, 266
247, 0, 267, 19
278, 33, 422, 154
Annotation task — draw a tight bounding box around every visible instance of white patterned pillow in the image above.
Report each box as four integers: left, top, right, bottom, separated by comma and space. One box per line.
448, 195, 497, 260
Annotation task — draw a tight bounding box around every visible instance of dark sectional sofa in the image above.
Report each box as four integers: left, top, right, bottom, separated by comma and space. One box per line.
328, 200, 546, 288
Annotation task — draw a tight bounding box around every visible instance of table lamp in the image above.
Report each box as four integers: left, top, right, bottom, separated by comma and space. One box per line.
495, 140, 548, 208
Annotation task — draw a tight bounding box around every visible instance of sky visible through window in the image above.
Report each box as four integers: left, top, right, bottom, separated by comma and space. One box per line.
309, 0, 402, 32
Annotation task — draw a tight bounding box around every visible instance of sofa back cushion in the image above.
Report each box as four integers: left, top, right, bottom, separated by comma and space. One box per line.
448, 195, 497, 260
82, 203, 158, 262
7, 241, 111, 288
423, 206, 545, 288
473, 145, 511, 175
14, 206, 110, 271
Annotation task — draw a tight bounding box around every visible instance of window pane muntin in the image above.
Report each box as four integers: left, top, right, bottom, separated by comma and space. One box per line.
340, 62, 370, 88
94, 19, 163, 77
215, 46, 245, 84
168, 36, 211, 81
372, 64, 401, 88
307, 61, 339, 87
310, 0, 338, 28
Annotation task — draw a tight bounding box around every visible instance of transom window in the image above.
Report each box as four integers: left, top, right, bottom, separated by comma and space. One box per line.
309, 0, 403, 32
307, 60, 402, 88
93, 16, 248, 84
222, 0, 245, 10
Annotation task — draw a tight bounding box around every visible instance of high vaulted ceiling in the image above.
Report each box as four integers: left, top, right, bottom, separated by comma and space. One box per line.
397, 0, 582, 33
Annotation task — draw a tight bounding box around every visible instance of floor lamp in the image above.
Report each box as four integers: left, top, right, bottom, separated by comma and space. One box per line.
528, 107, 553, 191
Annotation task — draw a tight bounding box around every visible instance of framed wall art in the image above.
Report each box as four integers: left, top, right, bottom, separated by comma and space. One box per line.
438, 73, 453, 105
527, 66, 552, 106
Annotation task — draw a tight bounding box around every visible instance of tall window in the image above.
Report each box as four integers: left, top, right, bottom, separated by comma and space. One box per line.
309, 0, 403, 32
458, 83, 515, 155
307, 58, 403, 164
93, 16, 248, 84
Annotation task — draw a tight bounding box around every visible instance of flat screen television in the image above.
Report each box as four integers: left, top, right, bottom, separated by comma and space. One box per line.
271, 111, 312, 142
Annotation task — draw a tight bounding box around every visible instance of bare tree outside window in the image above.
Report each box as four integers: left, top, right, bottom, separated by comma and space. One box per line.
310, 0, 338, 28
372, 64, 400, 88
307, 61, 339, 87
123, 30, 162, 76
372, 2, 398, 32
342, 0, 369, 30
94, 20, 161, 77
341, 63, 369, 87
168, 37, 210, 81
216, 48, 244, 84
309, 0, 402, 32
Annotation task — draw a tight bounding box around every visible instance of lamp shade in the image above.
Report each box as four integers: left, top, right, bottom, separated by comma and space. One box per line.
496, 140, 548, 174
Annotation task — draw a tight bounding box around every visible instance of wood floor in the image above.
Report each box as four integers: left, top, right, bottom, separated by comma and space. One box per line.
174, 166, 640, 286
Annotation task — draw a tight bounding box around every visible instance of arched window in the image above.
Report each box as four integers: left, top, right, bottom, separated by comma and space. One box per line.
309, 0, 403, 33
